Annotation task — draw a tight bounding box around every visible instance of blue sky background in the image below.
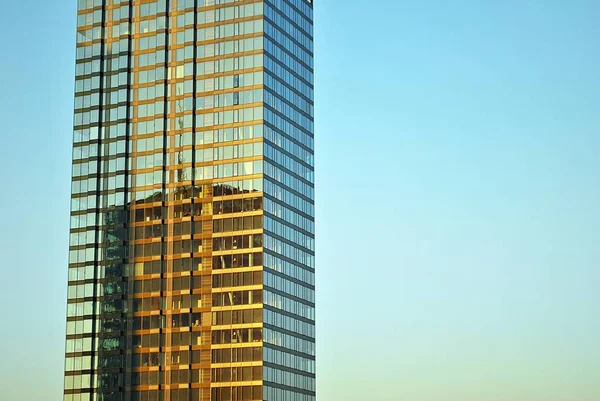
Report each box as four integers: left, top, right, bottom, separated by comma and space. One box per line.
1, 0, 599, 400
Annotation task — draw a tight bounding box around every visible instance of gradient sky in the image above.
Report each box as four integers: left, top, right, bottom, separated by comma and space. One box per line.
1, 1, 599, 400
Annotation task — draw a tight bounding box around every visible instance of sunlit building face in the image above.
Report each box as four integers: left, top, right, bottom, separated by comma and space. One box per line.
65, 1, 314, 400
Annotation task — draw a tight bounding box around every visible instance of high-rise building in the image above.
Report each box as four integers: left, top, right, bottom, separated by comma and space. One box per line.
64, 1, 315, 400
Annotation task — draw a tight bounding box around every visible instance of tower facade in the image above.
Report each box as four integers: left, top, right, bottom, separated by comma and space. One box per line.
64, 1, 314, 400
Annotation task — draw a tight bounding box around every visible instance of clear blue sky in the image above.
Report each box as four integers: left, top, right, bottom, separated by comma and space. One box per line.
1, 0, 599, 400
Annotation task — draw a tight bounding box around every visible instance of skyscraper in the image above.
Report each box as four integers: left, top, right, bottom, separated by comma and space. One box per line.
64, 1, 314, 400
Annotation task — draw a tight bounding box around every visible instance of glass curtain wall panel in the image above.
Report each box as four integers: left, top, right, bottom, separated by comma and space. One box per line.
64, 1, 314, 401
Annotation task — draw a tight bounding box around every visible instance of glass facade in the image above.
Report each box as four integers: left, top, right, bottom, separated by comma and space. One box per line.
65, 0, 314, 401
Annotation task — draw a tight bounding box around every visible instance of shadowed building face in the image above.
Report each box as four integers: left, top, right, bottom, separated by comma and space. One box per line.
64, 1, 314, 400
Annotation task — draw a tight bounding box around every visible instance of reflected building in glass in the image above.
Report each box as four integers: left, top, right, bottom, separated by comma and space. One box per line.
64, 1, 315, 400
